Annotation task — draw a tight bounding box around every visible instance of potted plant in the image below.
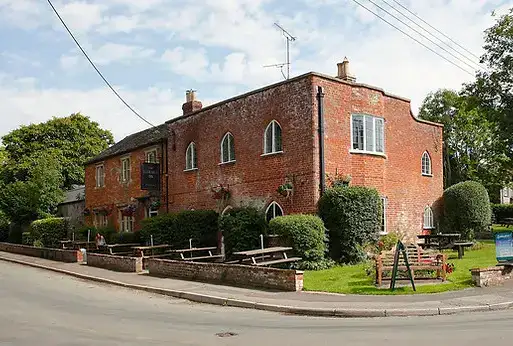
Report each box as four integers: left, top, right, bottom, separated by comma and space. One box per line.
277, 182, 293, 197
83, 208, 91, 216
121, 204, 137, 216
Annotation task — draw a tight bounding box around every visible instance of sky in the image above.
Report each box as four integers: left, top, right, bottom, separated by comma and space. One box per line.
0, 0, 511, 142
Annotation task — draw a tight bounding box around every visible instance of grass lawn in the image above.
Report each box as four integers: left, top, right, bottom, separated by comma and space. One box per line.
303, 240, 498, 295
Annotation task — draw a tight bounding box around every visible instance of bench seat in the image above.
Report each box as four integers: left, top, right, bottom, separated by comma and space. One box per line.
253, 257, 302, 266
182, 254, 223, 261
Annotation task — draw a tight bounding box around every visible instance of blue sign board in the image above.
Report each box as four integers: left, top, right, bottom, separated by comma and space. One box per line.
495, 231, 513, 262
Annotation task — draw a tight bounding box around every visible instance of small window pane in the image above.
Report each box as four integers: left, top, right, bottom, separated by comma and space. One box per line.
222, 136, 229, 162
264, 125, 273, 154
186, 143, 196, 170
365, 116, 374, 151
274, 122, 282, 152
352, 116, 364, 150
229, 135, 235, 161
375, 119, 384, 153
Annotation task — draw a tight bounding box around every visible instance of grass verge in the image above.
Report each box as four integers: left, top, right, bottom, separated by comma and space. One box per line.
303, 241, 497, 295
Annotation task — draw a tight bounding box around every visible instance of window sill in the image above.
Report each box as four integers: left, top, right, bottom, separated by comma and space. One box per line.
349, 149, 387, 158
183, 168, 198, 172
219, 160, 236, 166
422, 173, 433, 177
261, 151, 283, 157
423, 227, 435, 230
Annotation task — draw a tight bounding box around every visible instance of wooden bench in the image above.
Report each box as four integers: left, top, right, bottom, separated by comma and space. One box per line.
375, 244, 446, 286
168, 247, 222, 262
230, 247, 301, 267
254, 257, 302, 266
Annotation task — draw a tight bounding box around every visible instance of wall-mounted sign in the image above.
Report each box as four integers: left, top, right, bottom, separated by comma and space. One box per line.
495, 231, 513, 262
141, 163, 160, 190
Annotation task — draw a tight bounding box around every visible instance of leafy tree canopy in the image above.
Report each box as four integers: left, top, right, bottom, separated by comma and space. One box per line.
1, 113, 114, 189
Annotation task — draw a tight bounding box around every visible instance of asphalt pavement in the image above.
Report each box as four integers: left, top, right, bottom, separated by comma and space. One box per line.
1, 261, 513, 346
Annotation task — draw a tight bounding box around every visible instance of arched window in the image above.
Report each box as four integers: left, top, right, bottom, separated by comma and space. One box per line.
423, 206, 434, 229
265, 201, 284, 222
421, 151, 432, 176
220, 132, 235, 163
185, 142, 197, 170
263, 120, 283, 154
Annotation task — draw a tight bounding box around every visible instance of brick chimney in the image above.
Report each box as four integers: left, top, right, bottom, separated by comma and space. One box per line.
182, 89, 202, 115
336, 57, 356, 82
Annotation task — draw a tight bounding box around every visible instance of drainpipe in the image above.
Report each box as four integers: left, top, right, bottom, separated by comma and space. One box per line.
317, 86, 326, 196
164, 138, 169, 213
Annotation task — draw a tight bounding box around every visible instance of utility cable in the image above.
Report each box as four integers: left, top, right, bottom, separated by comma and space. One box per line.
46, 0, 156, 127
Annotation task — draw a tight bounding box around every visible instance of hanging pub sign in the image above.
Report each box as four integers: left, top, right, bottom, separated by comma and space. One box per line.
141, 163, 160, 190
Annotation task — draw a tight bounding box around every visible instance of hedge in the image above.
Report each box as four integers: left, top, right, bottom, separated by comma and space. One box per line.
491, 204, 513, 223
139, 210, 219, 249
442, 181, 491, 240
0, 213, 9, 242
29, 217, 69, 248
219, 207, 268, 258
269, 214, 333, 270
78, 225, 117, 243
111, 231, 141, 245
318, 186, 381, 264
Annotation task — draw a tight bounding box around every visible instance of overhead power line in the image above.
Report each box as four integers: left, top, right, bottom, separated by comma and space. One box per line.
381, 0, 488, 72
46, 0, 155, 128
363, 0, 479, 74
349, 0, 475, 77
390, 0, 483, 62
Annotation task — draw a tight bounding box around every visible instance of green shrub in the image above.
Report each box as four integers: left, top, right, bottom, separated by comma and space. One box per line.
22, 232, 32, 246
491, 204, 513, 223
220, 207, 268, 257
110, 231, 141, 245
269, 214, 333, 270
0, 212, 9, 242
7, 222, 24, 244
29, 217, 69, 248
76, 225, 117, 243
379, 231, 402, 252
442, 181, 491, 240
318, 186, 381, 264
139, 210, 219, 248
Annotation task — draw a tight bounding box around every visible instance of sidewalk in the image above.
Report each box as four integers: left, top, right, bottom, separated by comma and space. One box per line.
2, 251, 513, 318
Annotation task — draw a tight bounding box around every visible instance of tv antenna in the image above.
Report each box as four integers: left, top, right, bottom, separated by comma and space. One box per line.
264, 23, 296, 80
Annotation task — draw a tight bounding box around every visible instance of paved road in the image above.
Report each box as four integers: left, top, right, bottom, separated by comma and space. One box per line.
1, 261, 512, 346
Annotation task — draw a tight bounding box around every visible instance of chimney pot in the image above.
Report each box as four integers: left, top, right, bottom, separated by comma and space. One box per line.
336, 57, 356, 82
182, 89, 202, 115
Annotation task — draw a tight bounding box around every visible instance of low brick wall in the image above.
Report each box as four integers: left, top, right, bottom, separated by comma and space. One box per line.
0, 242, 80, 262
470, 266, 513, 287
86, 253, 143, 273
147, 258, 303, 291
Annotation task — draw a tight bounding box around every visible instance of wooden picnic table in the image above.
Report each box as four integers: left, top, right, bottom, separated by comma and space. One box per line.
229, 246, 301, 266
168, 246, 221, 261
417, 233, 473, 259
131, 244, 173, 258
60, 240, 97, 250
98, 243, 140, 256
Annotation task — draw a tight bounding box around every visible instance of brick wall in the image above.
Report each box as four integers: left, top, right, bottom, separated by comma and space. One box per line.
86, 253, 143, 272
165, 77, 317, 215
85, 143, 166, 232
311, 75, 444, 240
147, 258, 303, 291
0, 242, 80, 262
471, 266, 513, 287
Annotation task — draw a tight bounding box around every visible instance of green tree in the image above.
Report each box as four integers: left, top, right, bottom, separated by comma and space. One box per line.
419, 89, 510, 197
1, 113, 114, 188
0, 153, 64, 222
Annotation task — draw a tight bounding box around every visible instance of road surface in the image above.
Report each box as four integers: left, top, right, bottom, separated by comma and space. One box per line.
1, 261, 512, 346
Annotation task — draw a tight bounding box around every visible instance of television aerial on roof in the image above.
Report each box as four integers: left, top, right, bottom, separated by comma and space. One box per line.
264, 23, 297, 80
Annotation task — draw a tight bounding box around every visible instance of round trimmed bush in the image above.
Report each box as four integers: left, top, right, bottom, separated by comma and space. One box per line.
219, 207, 268, 258
442, 181, 491, 240
318, 186, 381, 264
269, 214, 333, 270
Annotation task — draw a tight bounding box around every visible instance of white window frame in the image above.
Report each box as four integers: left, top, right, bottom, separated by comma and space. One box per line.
380, 197, 387, 235
121, 156, 131, 183
147, 207, 159, 218
95, 164, 105, 188
350, 114, 385, 155
185, 142, 197, 171
421, 151, 432, 176
423, 206, 434, 229
145, 148, 158, 163
263, 120, 283, 155
93, 213, 108, 228
119, 211, 135, 233
265, 201, 284, 222
220, 132, 235, 164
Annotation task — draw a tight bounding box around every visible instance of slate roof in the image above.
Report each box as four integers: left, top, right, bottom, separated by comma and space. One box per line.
85, 124, 167, 165
60, 185, 85, 204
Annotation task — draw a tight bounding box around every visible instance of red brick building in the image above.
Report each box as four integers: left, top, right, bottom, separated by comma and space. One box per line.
85, 59, 443, 239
